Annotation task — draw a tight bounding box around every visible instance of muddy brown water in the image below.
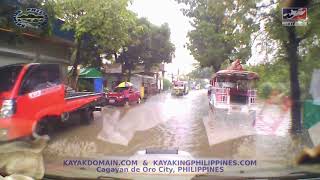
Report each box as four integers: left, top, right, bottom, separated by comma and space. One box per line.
42, 90, 309, 167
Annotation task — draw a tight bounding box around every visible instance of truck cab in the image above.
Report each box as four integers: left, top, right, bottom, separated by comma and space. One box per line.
0, 63, 105, 141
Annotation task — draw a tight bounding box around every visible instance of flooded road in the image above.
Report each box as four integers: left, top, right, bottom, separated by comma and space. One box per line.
44, 90, 210, 158
44, 90, 311, 166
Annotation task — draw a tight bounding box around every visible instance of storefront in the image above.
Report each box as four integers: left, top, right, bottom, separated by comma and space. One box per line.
78, 68, 104, 93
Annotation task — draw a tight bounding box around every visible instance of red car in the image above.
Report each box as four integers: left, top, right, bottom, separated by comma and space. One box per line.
0, 63, 105, 141
106, 86, 141, 106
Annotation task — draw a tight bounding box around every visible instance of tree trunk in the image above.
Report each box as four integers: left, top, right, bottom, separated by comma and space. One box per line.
114, 52, 118, 63
286, 27, 302, 133
70, 37, 82, 90
213, 64, 221, 73
127, 67, 132, 82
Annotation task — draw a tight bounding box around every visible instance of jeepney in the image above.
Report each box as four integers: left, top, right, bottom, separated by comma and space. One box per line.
209, 60, 259, 116
171, 81, 189, 96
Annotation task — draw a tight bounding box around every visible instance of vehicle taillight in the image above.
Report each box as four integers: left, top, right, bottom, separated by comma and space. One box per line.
0, 99, 16, 118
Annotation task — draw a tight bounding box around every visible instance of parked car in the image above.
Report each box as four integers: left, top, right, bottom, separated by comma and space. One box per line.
0, 63, 106, 141
106, 85, 141, 106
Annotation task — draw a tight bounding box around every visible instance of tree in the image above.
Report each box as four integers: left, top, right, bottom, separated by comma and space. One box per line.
176, 0, 257, 72
54, 0, 136, 88
163, 78, 172, 91
145, 23, 175, 71
188, 66, 214, 80
178, 0, 320, 133
255, 0, 319, 133
118, 18, 175, 80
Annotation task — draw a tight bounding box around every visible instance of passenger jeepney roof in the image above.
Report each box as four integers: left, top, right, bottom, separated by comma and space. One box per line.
214, 70, 259, 80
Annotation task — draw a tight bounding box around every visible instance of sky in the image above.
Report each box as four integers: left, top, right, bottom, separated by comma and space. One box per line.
129, 0, 196, 75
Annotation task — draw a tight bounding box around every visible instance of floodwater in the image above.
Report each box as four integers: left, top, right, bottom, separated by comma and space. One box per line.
43, 90, 311, 165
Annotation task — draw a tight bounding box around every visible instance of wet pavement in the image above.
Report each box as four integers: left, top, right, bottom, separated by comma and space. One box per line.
1, 90, 317, 179
43, 90, 309, 166
44, 90, 211, 159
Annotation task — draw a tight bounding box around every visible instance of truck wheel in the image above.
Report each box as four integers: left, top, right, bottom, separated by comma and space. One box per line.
33, 118, 54, 139
80, 109, 94, 125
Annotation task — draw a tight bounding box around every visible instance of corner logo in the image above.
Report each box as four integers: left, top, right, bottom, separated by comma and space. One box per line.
282, 8, 307, 26
13, 8, 48, 29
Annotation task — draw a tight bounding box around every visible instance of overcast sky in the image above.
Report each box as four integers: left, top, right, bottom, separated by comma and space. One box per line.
129, 0, 196, 75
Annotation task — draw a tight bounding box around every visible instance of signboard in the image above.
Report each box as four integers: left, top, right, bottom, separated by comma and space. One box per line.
13, 8, 48, 29
104, 63, 164, 74
282, 8, 307, 26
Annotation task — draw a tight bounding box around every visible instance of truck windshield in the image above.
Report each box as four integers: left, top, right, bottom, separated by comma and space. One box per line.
0, 65, 23, 92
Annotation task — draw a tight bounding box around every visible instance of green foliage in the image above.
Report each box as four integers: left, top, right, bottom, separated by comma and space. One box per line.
264, 1, 320, 52
299, 45, 320, 100
119, 17, 175, 73
248, 60, 290, 99
188, 66, 214, 79
249, 42, 320, 100
54, 0, 136, 63
176, 0, 258, 71
260, 82, 273, 99
163, 79, 171, 91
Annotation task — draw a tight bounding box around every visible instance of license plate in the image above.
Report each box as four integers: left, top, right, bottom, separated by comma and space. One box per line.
109, 99, 115, 103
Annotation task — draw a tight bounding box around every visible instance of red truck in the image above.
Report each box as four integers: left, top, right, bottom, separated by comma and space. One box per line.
0, 63, 106, 141
106, 86, 141, 106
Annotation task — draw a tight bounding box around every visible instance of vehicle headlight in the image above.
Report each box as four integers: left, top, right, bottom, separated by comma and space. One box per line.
119, 95, 124, 99
0, 99, 16, 118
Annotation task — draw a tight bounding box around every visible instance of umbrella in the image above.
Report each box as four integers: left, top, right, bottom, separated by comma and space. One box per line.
117, 82, 133, 88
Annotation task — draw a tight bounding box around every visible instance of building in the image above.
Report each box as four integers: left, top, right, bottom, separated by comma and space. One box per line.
0, 0, 74, 70
103, 63, 165, 98
0, 19, 74, 69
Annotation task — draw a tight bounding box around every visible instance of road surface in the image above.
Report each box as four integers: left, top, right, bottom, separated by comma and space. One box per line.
43, 90, 303, 165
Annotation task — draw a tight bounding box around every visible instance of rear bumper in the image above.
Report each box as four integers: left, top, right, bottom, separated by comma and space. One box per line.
172, 90, 184, 96
212, 103, 257, 113
106, 97, 125, 105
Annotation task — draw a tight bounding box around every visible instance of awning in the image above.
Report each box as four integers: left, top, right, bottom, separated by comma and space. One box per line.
117, 82, 133, 88
79, 68, 102, 78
